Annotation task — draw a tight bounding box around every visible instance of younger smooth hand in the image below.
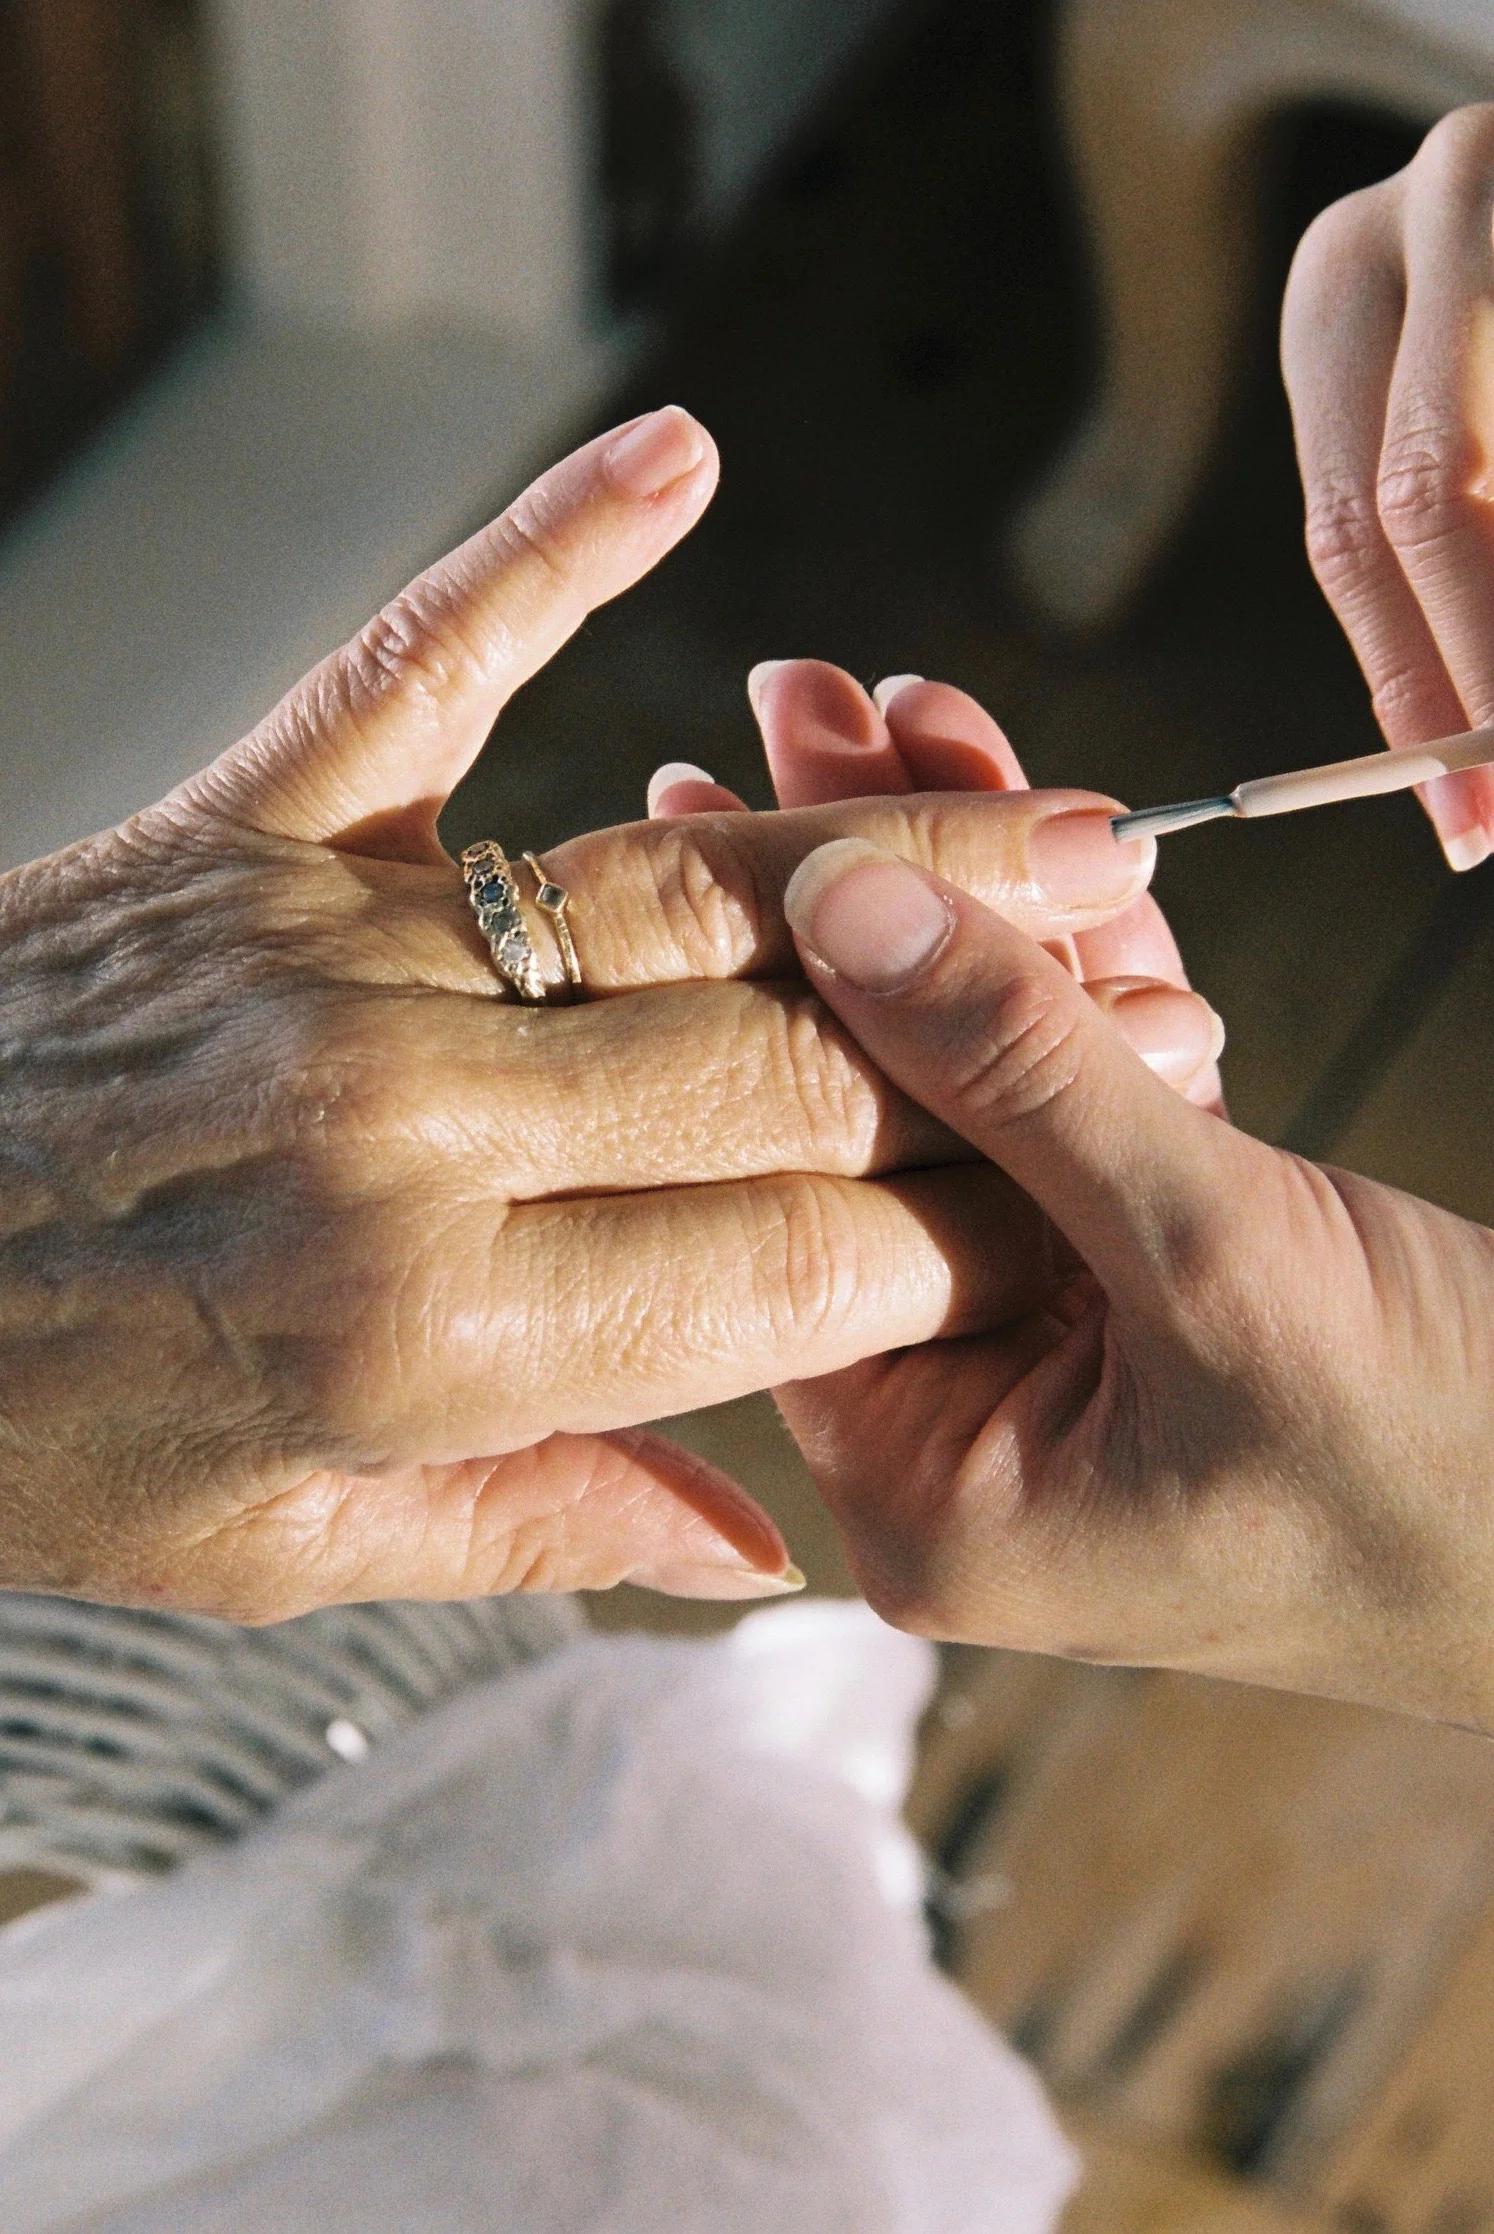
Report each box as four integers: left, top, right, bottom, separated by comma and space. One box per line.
774, 834, 1494, 1730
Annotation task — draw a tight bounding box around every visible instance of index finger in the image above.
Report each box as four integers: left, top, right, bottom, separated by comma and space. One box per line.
184, 409, 722, 857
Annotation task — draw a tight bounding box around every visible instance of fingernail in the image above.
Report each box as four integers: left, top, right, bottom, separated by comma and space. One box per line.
1423, 774, 1491, 872
747, 659, 792, 720
641, 1559, 808, 1603
1442, 826, 1491, 873
873, 674, 925, 713
784, 838, 951, 990
749, 658, 883, 751
604, 406, 706, 498
1108, 984, 1226, 1082
1026, 809, 1156, 909
647, 761, 715, 816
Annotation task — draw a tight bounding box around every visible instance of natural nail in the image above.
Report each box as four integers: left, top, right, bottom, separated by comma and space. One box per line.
750, 658, 884, 752
1026, 809, 1156, 909
873, 674, 925, 713
604, 406, 707, 498
1107, 984, 1226, 1083
647, 761, 716, 816
1424, 772, 1491, 873
1441, 826, 1491, 874
639, 1559, 808, 1603
747, 659, 792, 720
784, 839, 951, 990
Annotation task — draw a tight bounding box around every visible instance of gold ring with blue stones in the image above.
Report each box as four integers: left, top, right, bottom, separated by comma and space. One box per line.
460, 841, 582, 1005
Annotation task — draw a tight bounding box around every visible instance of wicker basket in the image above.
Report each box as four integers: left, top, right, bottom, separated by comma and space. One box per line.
0, 1592, 582, 1886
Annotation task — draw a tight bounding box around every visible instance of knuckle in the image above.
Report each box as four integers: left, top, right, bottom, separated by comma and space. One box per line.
340, 583, 490, 720
1302, 476, 1387, 602
1286, 186, 1384, 303
347, 591, 456, 710
494, 491, 580, 604
1368, 660, 1447, 738
1376, 427, 1475, 557
641, 822, 767, 978
276, 994, 425, 1160
946, 973, 1085, 1137
752, 1173, 864, 1348
288, 1225, 448, 1457
1412, 103, 1494, 194
765, 993, 881, 1172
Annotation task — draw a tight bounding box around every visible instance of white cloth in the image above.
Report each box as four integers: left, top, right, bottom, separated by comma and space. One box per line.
0, 1601, 1077, 2233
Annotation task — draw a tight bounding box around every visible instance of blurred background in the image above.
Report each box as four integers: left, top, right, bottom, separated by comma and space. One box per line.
4, 1, 1494, 2227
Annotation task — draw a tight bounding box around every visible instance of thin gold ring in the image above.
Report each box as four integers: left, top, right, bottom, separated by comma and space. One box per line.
523, 853, 583, 1000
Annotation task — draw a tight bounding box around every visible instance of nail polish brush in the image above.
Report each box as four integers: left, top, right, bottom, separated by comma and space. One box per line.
1110, 722, 1494, 843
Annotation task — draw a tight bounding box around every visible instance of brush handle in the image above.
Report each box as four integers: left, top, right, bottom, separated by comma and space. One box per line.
1235, 723, 1494, 819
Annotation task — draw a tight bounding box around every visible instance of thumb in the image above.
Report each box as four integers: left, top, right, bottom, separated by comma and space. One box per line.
782, 838, 1251, 1312
177, 408, 720, 857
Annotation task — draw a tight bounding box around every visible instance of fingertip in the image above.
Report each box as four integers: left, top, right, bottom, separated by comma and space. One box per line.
1423, 769, 1494, 873
784, 841, 953, 990
647, 761, 749, 817
872, 674, 925, 714
648, 759, 714, 807
878, 677, 1030, 794
601, 1427, 796, 1596
602, 405, 717, 501
748, 659, 913, 808
1440, 826, 1492, 873
747, 658, 795, 723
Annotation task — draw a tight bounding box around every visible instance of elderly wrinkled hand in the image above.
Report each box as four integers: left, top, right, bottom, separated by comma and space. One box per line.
0, 410, 1163, 1622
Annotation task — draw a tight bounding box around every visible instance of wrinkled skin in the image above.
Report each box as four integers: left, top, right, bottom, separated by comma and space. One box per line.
2, 409, 1189, 1622
1283, 100, 1494, 869
653, 644, 1493, 1733
777, 828, 1494, 1731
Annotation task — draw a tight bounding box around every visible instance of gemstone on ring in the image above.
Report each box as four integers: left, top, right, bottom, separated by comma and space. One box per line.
458, 839, 549, 1005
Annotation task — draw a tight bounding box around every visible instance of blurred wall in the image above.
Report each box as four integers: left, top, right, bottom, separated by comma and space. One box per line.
202, 0, 910, 337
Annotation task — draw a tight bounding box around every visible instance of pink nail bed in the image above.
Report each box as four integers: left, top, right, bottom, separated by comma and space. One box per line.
604, 408, 706, 498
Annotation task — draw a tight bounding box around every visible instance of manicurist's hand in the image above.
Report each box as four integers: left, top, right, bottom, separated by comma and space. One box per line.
774, 836, 1494, 1731
1284, 103, 1494, 869
0, 410, 1158, 1621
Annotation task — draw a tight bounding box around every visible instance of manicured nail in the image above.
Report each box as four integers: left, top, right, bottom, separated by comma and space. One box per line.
784, 839, 951, 990
747, 659, 792, 720
640, 1558, 808, 1603
604, 406, 706, 498
1026, 809, 1156, 909
1107, 984, 1226, 1083
873, 674, 925, 713
1441, 825, 1491, 873
750, 659, 884, 751
1423, 772, 1490, 873
647, 761, 715, 816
